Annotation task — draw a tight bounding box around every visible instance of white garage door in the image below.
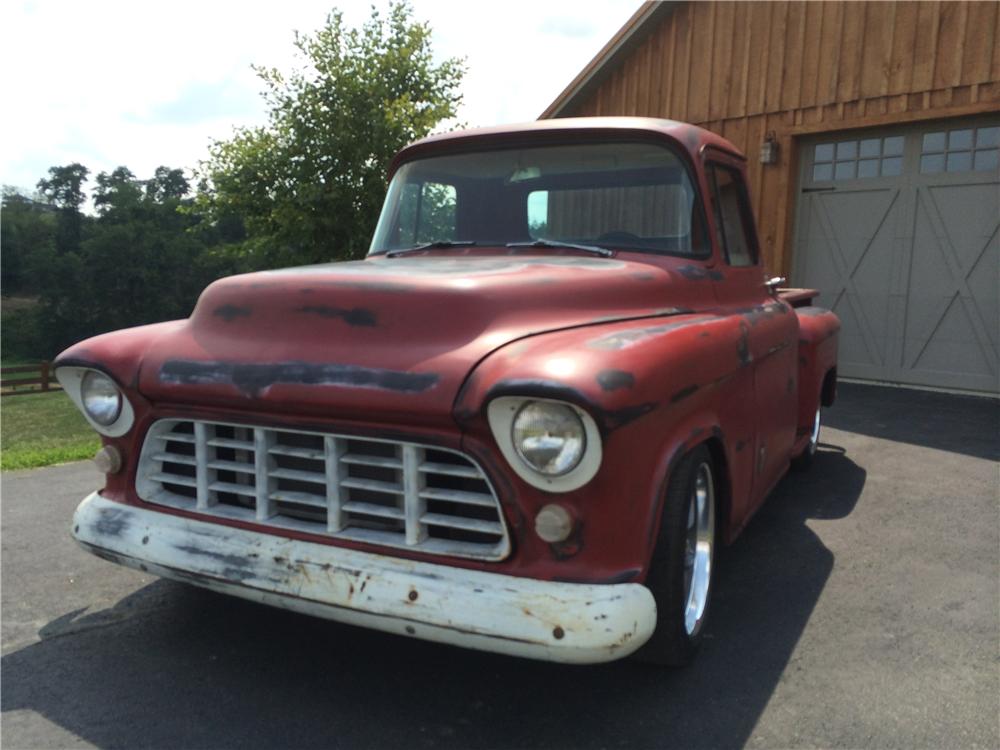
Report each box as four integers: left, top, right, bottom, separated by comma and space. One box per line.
792, 118, 999, 395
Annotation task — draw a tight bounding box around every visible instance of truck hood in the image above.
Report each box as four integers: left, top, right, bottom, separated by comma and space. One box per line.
135, 254, 713, 427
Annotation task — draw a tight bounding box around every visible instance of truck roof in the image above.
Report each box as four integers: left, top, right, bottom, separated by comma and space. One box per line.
390, 117, 745, 176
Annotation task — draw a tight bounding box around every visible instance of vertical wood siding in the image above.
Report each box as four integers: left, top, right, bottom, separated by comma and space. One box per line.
557, 1, 1000, 275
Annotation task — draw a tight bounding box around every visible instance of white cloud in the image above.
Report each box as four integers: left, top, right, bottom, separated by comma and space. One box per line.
1, 0, 638, 192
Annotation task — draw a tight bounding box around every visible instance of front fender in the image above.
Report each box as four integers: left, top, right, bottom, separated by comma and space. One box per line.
453, 312, 753, 582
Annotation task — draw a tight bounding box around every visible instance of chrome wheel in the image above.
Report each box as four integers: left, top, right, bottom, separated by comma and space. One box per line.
807, 407, 821, 456
683, 462, 715, 637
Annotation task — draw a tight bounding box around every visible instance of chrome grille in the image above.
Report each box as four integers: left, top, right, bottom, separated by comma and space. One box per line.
137, 419, 509, 560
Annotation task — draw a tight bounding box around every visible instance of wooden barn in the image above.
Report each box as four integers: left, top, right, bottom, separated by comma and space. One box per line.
542, 1, 999, 395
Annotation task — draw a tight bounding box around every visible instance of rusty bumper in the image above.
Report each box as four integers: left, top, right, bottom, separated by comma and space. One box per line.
72, 493, 657, 664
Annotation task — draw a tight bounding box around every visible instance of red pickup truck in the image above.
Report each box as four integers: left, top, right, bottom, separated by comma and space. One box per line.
57, 118, 839, 665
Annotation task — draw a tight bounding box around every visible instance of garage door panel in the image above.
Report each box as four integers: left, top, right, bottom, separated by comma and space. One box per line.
829, 289, 891, 377
927, 183, 1000, 271
900, 186, 999, 389
903, 295, 995, 379
815, 189, 900, 276
793, 118, 999, 395
967, 229, 999, 352
799, 188, 900, 373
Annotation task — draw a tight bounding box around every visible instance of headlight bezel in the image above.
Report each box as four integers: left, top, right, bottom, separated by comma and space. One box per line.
487, 396, 602, 492
54, 366, 135, 437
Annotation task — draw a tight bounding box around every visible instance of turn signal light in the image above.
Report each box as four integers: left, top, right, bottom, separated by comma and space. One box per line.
93, 446, 123, 475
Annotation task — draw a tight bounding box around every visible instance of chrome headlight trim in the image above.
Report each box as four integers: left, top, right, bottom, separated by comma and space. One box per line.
55, 366, 135, 437
487, 396, 602, 493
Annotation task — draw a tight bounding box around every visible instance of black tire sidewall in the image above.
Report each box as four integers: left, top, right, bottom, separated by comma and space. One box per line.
638, 444, 716, 665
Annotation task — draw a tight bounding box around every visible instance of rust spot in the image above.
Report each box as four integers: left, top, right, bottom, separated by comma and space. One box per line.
213, 304, 251, 322
552, 626, 565, 640
675, 264, 722, 282
94, 507, 131, 537
670, 384, 698, 404
297, 304, 377, 327
160, 359, 439, 396
408, 589, 419, 602
737, 322, 752, 367
596, 369, 635, 392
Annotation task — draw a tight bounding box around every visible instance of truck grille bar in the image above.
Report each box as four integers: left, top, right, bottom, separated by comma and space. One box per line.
136, 419, 510, 561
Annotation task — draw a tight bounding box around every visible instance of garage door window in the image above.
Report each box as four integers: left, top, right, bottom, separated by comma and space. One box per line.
920, 126, 999, 174
812, 136, 903, 181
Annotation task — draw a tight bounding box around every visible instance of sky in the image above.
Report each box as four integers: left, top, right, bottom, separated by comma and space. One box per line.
1, 0, 640, 196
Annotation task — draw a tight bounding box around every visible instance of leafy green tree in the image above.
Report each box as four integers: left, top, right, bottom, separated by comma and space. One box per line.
15, 163, 230, 358
194, 1, 465, 268
37, 163, 90, 255
145, 167, 190, 203
94, 167, 143, 217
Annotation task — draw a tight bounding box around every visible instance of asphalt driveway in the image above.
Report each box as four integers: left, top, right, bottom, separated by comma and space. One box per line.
2, 383, 997, 749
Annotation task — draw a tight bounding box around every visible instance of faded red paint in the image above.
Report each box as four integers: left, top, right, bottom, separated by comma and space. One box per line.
55, 118, 839, 586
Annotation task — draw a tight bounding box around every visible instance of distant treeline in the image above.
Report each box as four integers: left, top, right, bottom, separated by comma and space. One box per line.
1, 167, 242, 358
0, 1, 464, 360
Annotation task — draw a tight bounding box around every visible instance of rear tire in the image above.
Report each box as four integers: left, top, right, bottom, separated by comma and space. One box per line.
635, 445, 716, 666
792, 407, 821, 471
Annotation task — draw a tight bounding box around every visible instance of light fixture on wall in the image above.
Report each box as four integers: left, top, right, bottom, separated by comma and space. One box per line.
760, 132, 779, 165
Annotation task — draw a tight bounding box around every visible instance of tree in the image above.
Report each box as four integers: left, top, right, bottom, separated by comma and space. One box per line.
145, 167, 189, 203
10, 163, 229, 358
194, 1, 465, 268
37, 163, 90, 255
94, 167, 143, 217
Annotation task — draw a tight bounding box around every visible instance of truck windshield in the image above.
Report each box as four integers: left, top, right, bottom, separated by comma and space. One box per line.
369, 141, 706, 256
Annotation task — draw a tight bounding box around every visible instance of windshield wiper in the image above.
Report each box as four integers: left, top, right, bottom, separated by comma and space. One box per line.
385, 240, 477, 258
505, 239, 614, 258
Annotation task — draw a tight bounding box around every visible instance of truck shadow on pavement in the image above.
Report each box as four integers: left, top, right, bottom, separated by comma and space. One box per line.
826, 382, 999, 461
2, 449, 865, 750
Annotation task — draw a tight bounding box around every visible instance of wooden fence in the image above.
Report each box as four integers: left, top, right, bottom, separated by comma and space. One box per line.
1, 362, 61, 397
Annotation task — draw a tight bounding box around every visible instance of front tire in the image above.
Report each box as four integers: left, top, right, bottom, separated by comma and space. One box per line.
636, 445, 716, 666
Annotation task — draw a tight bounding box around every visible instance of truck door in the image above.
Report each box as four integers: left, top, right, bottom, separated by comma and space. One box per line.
704, 158, 798, 508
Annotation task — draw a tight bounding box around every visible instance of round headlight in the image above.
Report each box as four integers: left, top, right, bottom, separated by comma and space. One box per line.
81, 370, 122, 426
511, 401, 586, 476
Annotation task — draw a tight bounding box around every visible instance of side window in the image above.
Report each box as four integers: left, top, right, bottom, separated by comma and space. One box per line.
394, 181, 457, 246
708, 165, 757, 267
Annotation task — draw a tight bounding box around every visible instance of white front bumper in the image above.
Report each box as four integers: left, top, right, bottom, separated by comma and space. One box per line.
72, 493, 657, 664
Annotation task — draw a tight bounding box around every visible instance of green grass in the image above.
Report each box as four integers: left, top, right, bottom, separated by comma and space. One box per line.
1, 391, 100, 470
